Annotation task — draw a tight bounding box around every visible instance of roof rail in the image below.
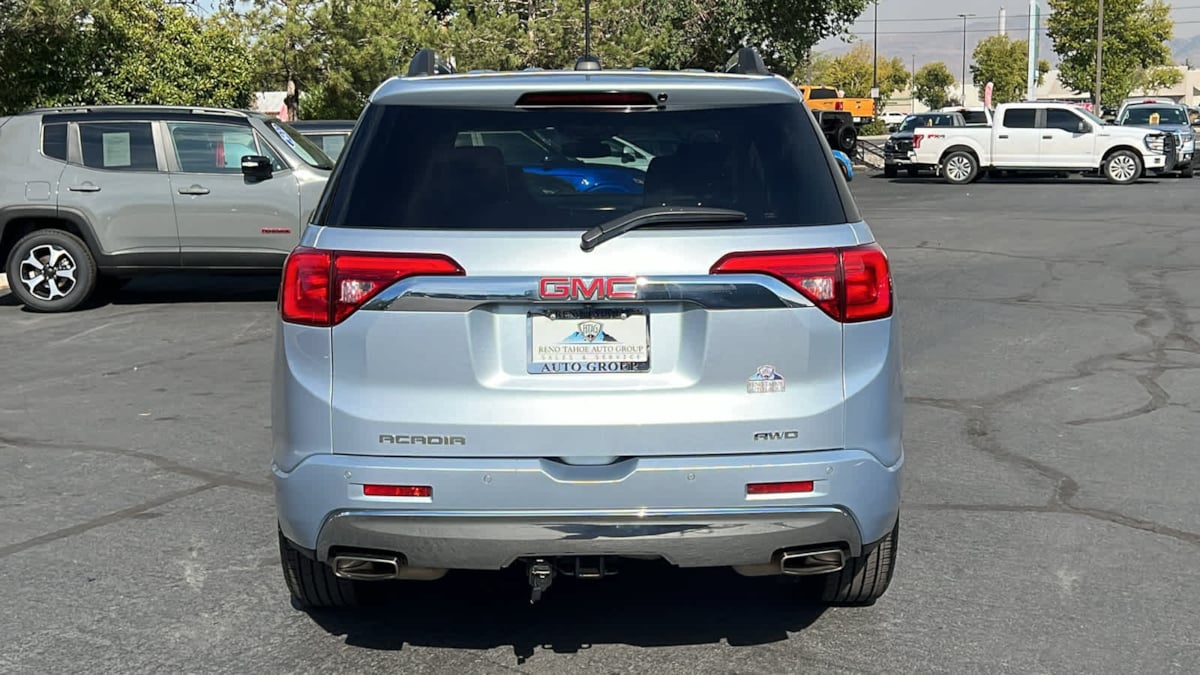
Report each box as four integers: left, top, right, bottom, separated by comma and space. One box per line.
406, 48, 456, 77
724, 47, 771, 76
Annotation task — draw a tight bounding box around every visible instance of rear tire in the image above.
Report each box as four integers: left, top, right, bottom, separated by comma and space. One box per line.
279, 530, 360, 609
1181, 165, 1194, 178
5, 229, 97, 312
941, 151, 979, 185
836, 124, 858, 153
819, 518, 898, 606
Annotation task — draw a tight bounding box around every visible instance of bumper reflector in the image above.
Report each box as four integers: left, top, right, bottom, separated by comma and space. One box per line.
746, 480, 814, 496
363, 484, 432, 498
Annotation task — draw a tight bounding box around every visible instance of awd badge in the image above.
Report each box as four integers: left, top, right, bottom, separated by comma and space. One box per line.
747, 365, 785, 393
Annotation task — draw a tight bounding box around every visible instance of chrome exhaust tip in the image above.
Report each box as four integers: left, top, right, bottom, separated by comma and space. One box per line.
779, 548, 846, 576
331, 554, 401, 581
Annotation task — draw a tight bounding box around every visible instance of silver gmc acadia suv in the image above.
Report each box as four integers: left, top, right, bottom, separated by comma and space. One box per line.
274, 48, 903, 608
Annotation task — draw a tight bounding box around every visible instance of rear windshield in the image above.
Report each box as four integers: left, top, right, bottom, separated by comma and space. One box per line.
318, 102, 848, 230
900, 114, 958, 131
1120, 106, 1188, 126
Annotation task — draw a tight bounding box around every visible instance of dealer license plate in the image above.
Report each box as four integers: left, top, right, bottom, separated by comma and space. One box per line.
528, 308, 650, 374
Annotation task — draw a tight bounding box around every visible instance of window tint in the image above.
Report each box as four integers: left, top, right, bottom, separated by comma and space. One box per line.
961, 110, 990, 125
167, 122, 258, 173
42, 123, 68, 161
808, 88, 837, 100
1046, 109, 1084, 132
79, 122, 157, 171
320, 102, 848, 230
1002, 109, 1037, 129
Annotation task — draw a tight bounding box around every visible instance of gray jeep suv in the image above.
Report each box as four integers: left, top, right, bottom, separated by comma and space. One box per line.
0, 105, 333, 311
274, 48, 903, 608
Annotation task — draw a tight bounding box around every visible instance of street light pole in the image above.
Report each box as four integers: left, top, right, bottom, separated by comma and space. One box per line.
912, 53, 916, 113
1095, 0, 1104, 110
872, 1, 880, 112
958, 13, 976, 104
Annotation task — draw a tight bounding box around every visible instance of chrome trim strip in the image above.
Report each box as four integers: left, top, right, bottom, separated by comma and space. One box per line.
325, 505, 845, 519
361, 274, 812, 312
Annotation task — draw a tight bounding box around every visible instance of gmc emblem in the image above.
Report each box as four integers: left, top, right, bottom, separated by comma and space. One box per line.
538, 276, 638, 300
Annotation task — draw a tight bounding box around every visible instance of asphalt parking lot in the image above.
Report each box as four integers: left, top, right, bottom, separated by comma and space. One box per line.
2, 172, 1199, 674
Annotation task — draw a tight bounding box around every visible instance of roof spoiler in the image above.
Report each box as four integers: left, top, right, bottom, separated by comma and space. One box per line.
724, 47, 771, 76
406, 48, 456, 77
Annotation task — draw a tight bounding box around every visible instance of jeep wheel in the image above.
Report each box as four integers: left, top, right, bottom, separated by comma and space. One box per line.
1103, 150, 1142, 185
941, 151, 979, 185
5, 229, 97, 312
819, 517, 899, 606
279, 529, 360, 609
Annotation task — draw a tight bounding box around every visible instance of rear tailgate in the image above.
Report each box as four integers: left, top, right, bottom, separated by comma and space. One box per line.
320, 225, 857, 461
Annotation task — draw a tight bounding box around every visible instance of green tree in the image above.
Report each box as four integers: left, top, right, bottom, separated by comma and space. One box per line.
912, 62, 955, 110
806, 43, 910, 105
970, 35, 1050, 105
1047, 0, 1179, 107
0, 0, 254, 114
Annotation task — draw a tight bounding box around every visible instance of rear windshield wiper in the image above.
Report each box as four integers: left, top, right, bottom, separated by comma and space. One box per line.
580, 206, 748, 252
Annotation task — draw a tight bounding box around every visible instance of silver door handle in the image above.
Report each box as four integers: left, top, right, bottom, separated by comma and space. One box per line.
69, 184, 101, 192
177, 186, 210, 196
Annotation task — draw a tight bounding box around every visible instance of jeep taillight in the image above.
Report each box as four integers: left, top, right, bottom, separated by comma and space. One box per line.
280, 247, 464, 327
711, 243, 893, 323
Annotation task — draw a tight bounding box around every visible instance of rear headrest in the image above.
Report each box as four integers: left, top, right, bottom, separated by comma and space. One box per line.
643, 142, 734, 207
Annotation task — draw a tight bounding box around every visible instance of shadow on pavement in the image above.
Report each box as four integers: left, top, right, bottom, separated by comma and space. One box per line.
305, 561, 828, 663
106, 272, 282, 306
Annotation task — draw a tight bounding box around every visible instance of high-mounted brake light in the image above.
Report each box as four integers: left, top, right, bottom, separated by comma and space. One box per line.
280, 247, 464, 326
711, 243, 893, 323
515, 91, 658, 107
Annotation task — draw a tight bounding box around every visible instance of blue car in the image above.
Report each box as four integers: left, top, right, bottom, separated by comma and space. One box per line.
832, 149, 854, 181
458, 130, 646, 193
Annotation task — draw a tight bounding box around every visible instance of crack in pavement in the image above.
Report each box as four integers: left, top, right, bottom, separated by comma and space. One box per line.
902, 254, 1200, 547
0, 433, 272, 495
0, 483, 220, 559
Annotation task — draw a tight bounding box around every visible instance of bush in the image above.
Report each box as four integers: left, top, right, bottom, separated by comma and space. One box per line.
860, 120, 888, 136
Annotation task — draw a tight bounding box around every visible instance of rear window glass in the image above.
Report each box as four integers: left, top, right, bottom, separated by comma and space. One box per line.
42, 122, 67, 160
1120, 106, 1188, 126
1002, 109, 1037, 129
319, 102, 847, 230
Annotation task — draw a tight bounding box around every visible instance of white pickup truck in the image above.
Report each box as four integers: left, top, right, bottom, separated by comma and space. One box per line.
909, 102, 1176, 185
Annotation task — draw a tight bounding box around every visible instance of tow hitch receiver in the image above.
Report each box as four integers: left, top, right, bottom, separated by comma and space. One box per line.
527, 559, 555, 604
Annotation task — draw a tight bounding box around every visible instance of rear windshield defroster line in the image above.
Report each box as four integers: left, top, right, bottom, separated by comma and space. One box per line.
316, 102, 851, 230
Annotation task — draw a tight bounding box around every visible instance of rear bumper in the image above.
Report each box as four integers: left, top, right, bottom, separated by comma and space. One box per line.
275, 449, 902, 569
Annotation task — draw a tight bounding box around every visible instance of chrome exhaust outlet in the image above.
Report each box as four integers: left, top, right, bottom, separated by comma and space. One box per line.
330, 554, 447, 581
779, 548, 846, 576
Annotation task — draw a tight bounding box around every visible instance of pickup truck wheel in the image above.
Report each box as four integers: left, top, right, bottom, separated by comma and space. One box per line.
5, 229, 97, 313
1103, 150, 1142, 185
1180, 165, 1194, 178
836, 125, 857, 153
279, 530, 360, 609
941, 151, 978, 185
819, 517, 899, 606
883, 164, 898, 178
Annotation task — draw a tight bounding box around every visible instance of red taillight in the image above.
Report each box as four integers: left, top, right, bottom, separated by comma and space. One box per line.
711, 243, 893, 323
746, 480, 815, 495
280, 247, 464, 327
912, 134, 923, 149
363, 484, 432, 498
834, 101, 844, 111
515, 91, 658, 107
